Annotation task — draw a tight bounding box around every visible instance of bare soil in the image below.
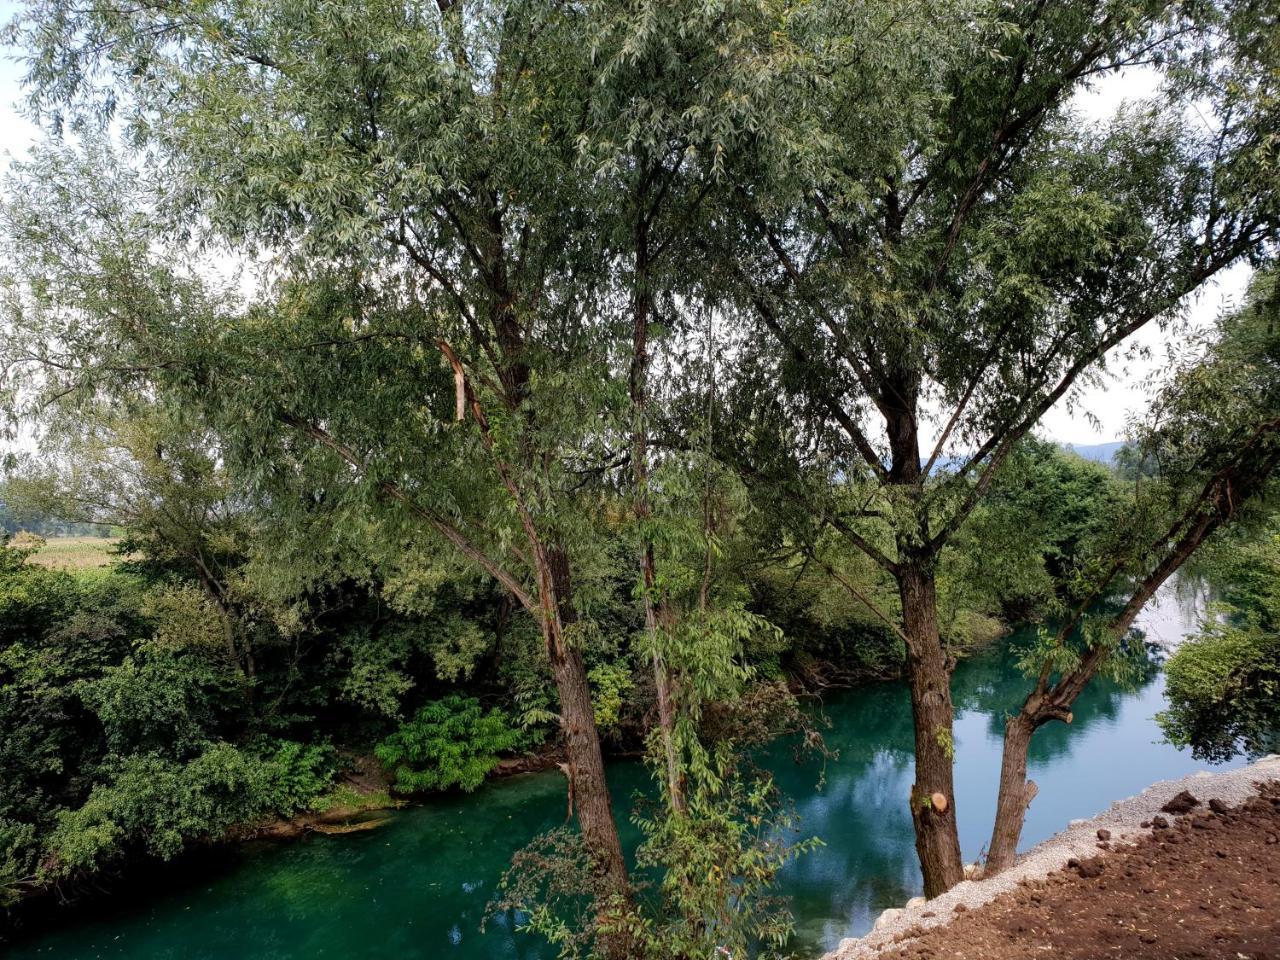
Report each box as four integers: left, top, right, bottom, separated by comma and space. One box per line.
876, 781, 1280, 960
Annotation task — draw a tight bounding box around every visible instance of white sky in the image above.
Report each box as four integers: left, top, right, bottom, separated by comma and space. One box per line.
0, 11, 1250, 448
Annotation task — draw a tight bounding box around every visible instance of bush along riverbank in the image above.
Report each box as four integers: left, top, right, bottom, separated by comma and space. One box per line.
0, 529, 879, 920
0, 512, 1031, 928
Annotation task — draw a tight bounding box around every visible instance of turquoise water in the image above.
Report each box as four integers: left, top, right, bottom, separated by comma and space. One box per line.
7, 587, 1227, 959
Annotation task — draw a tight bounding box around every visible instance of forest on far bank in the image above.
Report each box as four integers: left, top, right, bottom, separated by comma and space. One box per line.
1, 0, 1278, 957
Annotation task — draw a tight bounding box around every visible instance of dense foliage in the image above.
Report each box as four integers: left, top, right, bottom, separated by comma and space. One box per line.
0, 0, 1277, 954
376, 695, 523, 793
0, 536, 335, 904
1160, 527, 1280, 762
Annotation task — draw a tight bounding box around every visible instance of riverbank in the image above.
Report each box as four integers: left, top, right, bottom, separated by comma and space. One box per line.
4, 622, 1225, 960
829, 754, 1280, 959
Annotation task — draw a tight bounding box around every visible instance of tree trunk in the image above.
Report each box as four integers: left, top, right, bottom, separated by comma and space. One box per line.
985, 713, 1036, 873
630, 202, 686, 815
643, 546, 686, 814
193, 558, 255, 698
541, 546, 631, 948
898, 561, 965, 897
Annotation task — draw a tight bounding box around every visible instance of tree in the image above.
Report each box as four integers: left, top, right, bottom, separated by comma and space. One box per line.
5, 404, 259, 685
1157, 525, 1280, 762
574, 0, 789, 818
715, 0, 1278, 894
6, 1, 642, 937
9, 0, 809, 927
985, 263, 1280, 872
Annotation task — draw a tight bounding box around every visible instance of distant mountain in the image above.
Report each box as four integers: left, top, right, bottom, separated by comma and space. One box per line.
1061, 440, 1125, 464
924, 440, 1127, 475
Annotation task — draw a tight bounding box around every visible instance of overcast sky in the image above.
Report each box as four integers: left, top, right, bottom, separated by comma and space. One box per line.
0, 6, 1251, 448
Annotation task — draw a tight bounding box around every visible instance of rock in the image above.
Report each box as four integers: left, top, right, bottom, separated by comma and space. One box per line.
953, 903, 967, 913
921, 911, 936, 918
1151, 816, 1169, 829
905, 896, 926, 910
872, 908, 903, 932
1267, 834, 1277, 845
1096, 841, 1110, 850
1161, 790, 1200, 814
1096, 828, 1112, 841
1076, 858, 1105, 879
1066, 857, 1080, 868
1209, 797, 1229, 814
1140, 820, 1151, 828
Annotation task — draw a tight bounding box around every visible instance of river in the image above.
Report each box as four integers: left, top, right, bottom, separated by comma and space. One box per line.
7, 582, 1230, 959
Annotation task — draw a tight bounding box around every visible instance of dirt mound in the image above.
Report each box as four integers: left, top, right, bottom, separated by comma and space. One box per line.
873, 782, 1280, 960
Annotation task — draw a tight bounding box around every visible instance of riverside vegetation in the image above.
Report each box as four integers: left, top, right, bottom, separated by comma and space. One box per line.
1, 1, 1279, 957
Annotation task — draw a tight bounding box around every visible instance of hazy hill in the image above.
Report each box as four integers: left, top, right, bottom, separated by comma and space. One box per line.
1061, 441, 1125, 464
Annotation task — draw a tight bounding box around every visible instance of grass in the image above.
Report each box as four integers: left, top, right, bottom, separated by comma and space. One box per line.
24, 536, 122, 571
312, 784, 399, 815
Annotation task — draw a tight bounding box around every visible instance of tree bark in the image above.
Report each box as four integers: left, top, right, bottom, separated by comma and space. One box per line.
898, 560, 965, 897
985, 713, 1037, 873
541, 546, 631, 939
882, 395, 965, 897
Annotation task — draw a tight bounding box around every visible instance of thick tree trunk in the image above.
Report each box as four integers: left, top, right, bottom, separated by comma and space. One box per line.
898, 562, 965, 897
541, 546, 631, 946
985, 714, 1036, 873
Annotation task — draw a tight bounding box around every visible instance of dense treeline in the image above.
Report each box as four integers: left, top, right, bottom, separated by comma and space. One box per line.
0, 436, 1123, 910
0, 0, 1278, 956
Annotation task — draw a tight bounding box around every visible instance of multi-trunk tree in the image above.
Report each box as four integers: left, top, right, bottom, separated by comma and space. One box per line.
6, 0, 798, 949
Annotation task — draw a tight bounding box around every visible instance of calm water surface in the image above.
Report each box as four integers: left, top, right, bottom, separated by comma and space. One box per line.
9, 584, 1229, 959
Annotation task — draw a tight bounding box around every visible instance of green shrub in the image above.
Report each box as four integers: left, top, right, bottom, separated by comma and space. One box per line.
40, 739, 335, 879
588, 662, 633, 730
375, 695, 522, 794
259, 738, 336, 809
84, 652, 241, 756
1159, 623, 1280, 762
0, 818, 37, 907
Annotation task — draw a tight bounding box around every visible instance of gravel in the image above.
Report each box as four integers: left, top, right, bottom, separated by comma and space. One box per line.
824, 753, 1280, 959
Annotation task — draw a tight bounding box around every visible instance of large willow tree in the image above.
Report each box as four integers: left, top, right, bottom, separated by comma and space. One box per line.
9, 0, 649, 934
5, 0, 796, 950
715, 0, 1278, 894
